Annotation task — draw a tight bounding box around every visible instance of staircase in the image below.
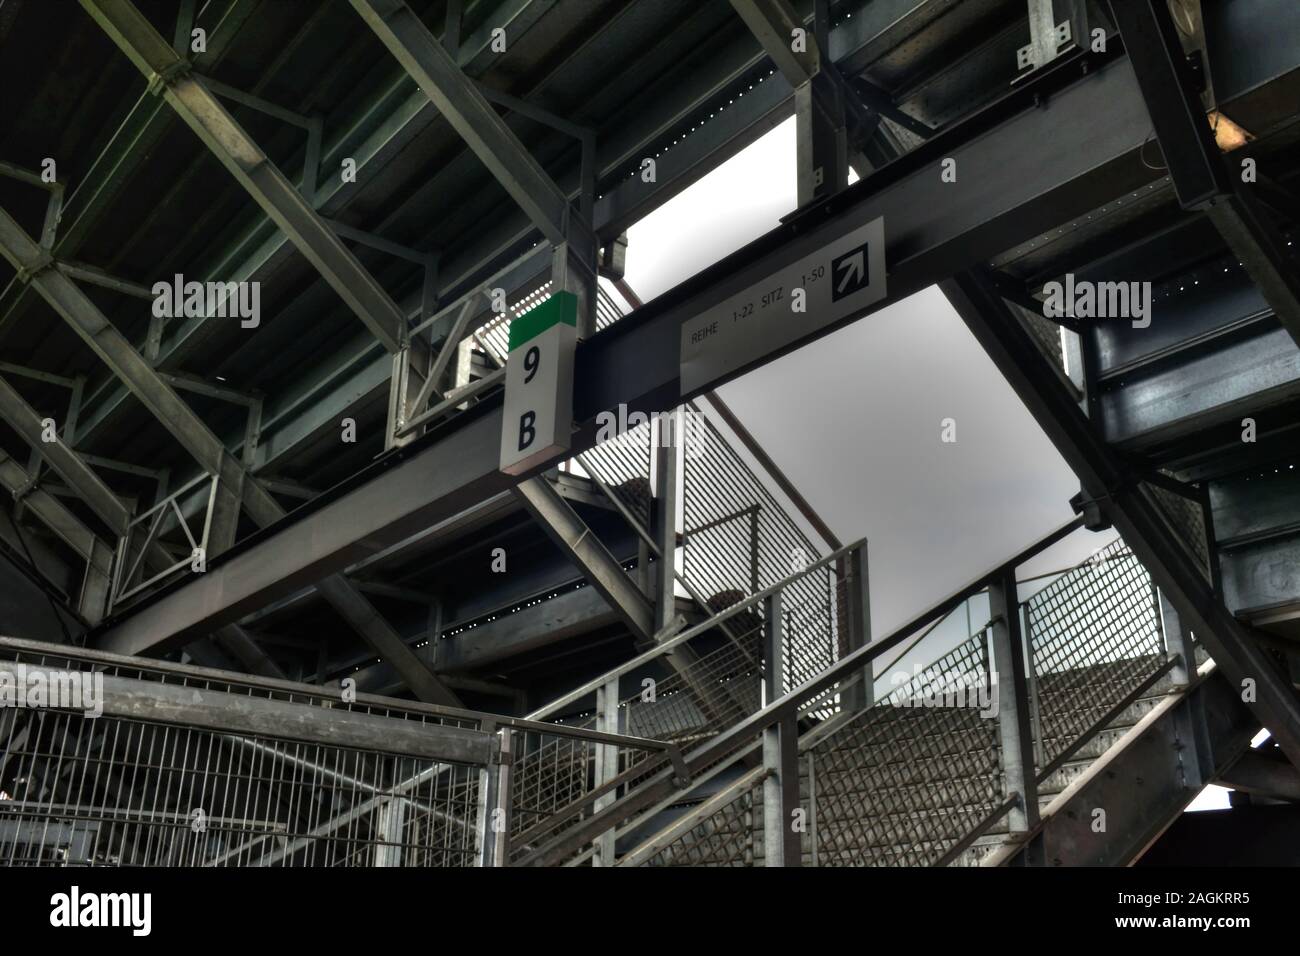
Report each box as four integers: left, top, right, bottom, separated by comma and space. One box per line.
491, 525, 1256, 867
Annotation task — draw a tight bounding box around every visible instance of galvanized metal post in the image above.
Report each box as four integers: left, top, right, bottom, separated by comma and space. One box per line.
653, 412, 680, 635
762, 591, 802, 866
475, 727, 512, 867
593, 675, 620, 866
1158, 589, 1195, 687
987, 567, 1043, 863
807, 750, 819, 867
373, 797, 408, 866
842, 540, 873, 711
1023, 599, 1046, 770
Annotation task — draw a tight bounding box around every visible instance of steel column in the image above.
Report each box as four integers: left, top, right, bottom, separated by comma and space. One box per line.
653, 413, 681, 635
842, 539, 872, 711
761, 590, 801, 866
593, 675, 620, 866
987, 568, 1042, 860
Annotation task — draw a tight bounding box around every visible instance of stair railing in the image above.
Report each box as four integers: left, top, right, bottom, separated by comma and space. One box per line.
502, 536, 868, 864
622, 528, 1188, 867
510, 517, 1091, 866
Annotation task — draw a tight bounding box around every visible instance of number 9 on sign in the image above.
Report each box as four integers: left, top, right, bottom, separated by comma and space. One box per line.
499, 292, 578, 475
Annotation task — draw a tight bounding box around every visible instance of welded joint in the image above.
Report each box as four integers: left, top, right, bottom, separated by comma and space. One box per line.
653, 613, 687, 643
146, 58, 191, 97
14, 250, 53, 285
11, 473, 41, 502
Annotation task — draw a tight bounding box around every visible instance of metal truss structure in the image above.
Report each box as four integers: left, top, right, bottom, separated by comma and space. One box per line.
1, 0, 1299, 866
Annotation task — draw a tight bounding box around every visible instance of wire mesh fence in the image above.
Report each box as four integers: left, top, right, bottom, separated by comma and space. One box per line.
804, 632, 1002, 867
0, 638, 490, 867
681, 402, 839, 692
1025, 540, 1166, 770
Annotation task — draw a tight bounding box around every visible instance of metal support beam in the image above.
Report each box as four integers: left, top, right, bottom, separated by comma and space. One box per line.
0, 449, 113, 624
513, 477, 655, 642
841, 539, 872, 711
730, 0, 846, 205
593, 675, 620, 866
941, 268, 1300, 770
475, 728, 511, 867
987, 567, 1042, 861
761, 591, 801, 866
1108, 0, 1300, 348
90, 52, 1168, 652
349, 0, 592, 258
653, 413, 681, 635
80, 0, 409, 354
1218, 749, 1300, 802
0, 205, 459, 705
0, 375, 131, 536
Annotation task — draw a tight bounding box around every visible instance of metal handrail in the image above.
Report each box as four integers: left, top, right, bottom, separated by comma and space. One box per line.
525, 536, 867, 723
511, 516, 1086, 865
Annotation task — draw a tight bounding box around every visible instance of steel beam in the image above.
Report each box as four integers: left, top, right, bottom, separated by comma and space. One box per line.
1108, 0, 1300, 348
0, 664, 491, 765
80, 0, 409, 354
941, 268, 1300, 770
90, 51, 1164, 653
0, 375, 131, 537
0, 449, 113, 624
512, 477, 655, 642
349, 0, 585, 257
0, 206, 460, 705
730, 0, 847, 204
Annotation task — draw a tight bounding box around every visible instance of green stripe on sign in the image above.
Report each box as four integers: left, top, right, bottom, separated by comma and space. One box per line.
508, 291, 577, 351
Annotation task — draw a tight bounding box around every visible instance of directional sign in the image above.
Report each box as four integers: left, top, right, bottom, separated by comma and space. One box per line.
680, 216, 885, 393
499, 291, 577, 475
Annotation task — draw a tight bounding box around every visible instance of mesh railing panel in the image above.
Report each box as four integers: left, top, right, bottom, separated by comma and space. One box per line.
641, 781, 761, 867
0, 708, 480, 867
806, 633, 1002, 866
1026, 540, 1166, 769
681, 405, 838, 692
1142, 481, 1211, 582
578, 420, 654, 528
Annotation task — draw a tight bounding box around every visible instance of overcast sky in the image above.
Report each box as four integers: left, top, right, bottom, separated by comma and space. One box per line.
617, 117, 1229, 810
622, 116, 1111, 638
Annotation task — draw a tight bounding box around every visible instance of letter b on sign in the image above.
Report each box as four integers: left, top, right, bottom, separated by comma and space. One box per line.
499, 292, 578, 475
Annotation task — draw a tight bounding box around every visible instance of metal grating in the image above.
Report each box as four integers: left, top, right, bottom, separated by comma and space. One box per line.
682, 404, 839, 692
806, 633, 1002, 867
1142, 480, 1212, 582
642, 781, 761, 867
0, 708, 481, 867
1026, 540, 1166, 768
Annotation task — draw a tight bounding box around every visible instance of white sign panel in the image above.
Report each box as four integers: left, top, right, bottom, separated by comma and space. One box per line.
499, 293, 577, 475
680, 216, 886, 393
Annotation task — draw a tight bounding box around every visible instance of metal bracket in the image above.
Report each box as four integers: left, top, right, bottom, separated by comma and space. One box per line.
1017, 18, 1073, 73
15, 250, 53, 285
146, 58, 191, 97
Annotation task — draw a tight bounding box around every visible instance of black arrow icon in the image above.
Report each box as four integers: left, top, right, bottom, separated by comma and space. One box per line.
831, 242, 871, 302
